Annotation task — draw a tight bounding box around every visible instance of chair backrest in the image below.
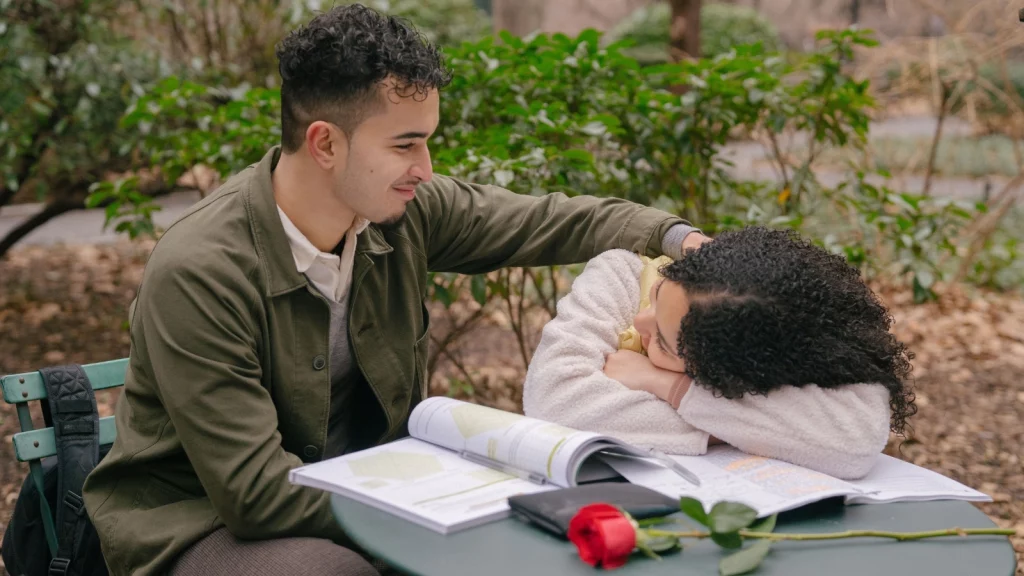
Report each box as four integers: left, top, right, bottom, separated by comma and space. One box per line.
2, 359, 127, 461
0, 358, 128, 557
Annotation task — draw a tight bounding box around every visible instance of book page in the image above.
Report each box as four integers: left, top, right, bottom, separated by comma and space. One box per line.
289, 437, 554, 533
603, 445, 855, 517
845, 454, 992, 504
408, 397, 612, 486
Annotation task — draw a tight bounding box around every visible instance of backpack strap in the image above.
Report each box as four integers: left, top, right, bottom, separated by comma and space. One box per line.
39, 365, 100, 576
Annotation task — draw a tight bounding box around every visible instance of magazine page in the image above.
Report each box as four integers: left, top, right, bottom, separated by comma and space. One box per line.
844, 454, 991, 504
602, 445, 856, 517
407, 397, 615, 487
289, 437, 554, 534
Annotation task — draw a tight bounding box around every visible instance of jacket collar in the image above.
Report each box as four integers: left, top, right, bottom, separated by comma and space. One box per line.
357, 225, 394, 257
246, 146, 393, 296
276, 204, 371, 274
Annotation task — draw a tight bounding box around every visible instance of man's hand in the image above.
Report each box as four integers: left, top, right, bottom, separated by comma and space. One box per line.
682, 231, 712, 254
603, 350, 687, 403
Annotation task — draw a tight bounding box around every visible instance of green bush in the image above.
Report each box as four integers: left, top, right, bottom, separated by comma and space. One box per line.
117, 29, 874, 223
82, 24, 1013, 383
0, 0, 165, 250
111, 26, 977, 299
605, 2, 784, 63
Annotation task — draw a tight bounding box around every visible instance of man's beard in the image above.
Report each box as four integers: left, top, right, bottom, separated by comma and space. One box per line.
376, 210, 408, 232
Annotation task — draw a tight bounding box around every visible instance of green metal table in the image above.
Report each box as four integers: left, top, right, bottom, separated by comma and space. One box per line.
331, 495, 1017, 575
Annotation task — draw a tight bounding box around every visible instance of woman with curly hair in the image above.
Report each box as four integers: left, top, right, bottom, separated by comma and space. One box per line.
523, 226, 916, 479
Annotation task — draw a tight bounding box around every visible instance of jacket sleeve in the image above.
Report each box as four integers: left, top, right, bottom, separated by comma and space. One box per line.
677, 383, 892, 479
412, 175, 690, 274
133, 249, 350, 543
521, 250, 711, 454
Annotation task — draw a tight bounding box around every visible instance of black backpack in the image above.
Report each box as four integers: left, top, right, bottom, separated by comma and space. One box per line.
2, 365, 110, 576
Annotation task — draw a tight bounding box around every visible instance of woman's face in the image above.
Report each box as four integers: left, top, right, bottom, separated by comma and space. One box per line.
633, 278, 690, 373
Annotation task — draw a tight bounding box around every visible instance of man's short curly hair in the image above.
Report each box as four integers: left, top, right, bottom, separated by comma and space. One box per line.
275, 3, 453, 152
661, 226, 917, 435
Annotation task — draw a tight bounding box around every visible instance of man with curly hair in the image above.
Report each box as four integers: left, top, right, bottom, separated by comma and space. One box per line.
81, 4, 710, 576
524, 226, 916, 480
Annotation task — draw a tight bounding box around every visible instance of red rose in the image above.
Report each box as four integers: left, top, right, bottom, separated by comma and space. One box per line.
567, 504, 637, 569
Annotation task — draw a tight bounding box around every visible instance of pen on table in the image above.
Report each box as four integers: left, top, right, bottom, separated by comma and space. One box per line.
458, 450, 549, 486
647, 448, 702, 487
601, 449, 702, 487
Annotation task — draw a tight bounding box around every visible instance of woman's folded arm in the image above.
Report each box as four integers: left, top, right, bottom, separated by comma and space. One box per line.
522, 250, 711, 454
677, 383, 891, 479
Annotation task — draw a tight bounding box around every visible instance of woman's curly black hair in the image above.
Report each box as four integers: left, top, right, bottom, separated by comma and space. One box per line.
661, 226, 916, 435
275, 3, 453, 152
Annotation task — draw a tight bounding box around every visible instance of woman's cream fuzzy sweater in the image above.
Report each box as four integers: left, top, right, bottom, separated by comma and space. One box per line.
522, 249, 891, 479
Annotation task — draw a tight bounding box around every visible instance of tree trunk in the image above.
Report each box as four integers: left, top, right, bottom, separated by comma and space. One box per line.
492, 0, 545, 36
0, 178, 179, 260
850, 0, 860, 25
0, 200, 81, 259
669, 0, 701, 61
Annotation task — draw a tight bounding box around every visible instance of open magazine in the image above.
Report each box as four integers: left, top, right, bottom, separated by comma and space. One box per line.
288, 397, 694, 534
290, 398, 991, 533
602, 444, 992, 518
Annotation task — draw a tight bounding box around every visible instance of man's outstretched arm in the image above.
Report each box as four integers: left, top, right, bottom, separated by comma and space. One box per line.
413, 175, 708, 274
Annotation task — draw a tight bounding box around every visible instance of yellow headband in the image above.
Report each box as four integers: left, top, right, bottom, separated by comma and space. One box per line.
618, 255, 672, 355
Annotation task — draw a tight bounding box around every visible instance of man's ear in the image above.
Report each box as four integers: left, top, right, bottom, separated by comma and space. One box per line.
305, 121, 349, 171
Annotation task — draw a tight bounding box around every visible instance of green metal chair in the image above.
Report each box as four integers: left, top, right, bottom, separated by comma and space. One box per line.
1, 358, 127, 557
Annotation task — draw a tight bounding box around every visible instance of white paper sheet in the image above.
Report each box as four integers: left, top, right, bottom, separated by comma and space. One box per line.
290, 437, 554, 533
603, 445, 991, 517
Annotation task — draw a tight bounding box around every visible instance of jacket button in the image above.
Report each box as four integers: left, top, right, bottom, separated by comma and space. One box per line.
303, 445, 318, 458
312, 355, 326, 371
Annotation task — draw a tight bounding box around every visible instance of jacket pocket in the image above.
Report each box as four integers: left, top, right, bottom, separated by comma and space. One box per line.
141, 472, 201, 507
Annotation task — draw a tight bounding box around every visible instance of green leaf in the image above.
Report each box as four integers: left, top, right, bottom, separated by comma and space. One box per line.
709, 502, 758, 534
719, 540, 773, 576
29, 101, 51, 116
580, 121, 608, 137
84, 190, 108, 208
471, 275, 487, 306
747, 514, 777, 534
577, 28, 600, 49
561, 149, 594, 165
433, 283, 454, 307
679, 497, 709, 526
912, 274, 937, 304
711, 531, 743, 549
915, 269, 935, 289
646, 535, 681, 553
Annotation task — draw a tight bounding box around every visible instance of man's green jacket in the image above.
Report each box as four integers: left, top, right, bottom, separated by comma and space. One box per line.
82, 146, 691, 575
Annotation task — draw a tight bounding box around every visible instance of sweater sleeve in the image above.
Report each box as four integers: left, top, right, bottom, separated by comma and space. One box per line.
522, 250, 711, 455
677, 383, 892, 479
522, 250, 893, 480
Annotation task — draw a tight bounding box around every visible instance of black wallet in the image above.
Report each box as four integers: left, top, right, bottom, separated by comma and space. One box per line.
507, 483, 679, 539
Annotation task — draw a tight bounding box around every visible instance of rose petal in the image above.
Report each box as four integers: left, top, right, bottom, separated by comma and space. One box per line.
568, 504, 637, 569
597, 516, 637, 568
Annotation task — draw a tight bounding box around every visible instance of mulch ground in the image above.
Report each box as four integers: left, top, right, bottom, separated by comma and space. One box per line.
1, 241, 1021, 573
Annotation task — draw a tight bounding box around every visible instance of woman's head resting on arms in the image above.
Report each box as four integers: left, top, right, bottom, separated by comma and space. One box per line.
632, 226, 917, 435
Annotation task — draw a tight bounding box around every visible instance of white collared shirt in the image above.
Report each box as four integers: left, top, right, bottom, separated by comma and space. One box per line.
276, 205, 370, 303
